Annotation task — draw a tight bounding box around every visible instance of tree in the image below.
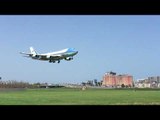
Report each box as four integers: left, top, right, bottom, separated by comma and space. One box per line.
81, 82, 86, 86
87, 80, 93, 86
121, 84, 125, 88
97, 82, 101, 86
100, 80, 103, 86
94, 79, 98, 86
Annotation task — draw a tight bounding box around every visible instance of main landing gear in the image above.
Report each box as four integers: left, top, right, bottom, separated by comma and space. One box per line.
49, 60, 55, 63
49, 60, 60, 63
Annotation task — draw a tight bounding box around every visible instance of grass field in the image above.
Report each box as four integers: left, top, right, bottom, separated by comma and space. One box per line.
0, 88, 160, 105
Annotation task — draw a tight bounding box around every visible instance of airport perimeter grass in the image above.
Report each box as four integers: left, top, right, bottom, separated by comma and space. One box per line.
0, 88, 160, 105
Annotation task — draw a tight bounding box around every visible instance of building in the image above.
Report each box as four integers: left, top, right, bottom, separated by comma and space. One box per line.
136, 76, 160, 88
102, 71, 133, 87
148, 76, 160, 83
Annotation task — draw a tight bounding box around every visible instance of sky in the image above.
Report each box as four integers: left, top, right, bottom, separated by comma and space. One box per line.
0, 15, 160, 84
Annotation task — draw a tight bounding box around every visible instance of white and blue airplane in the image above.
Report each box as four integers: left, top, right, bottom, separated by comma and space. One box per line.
20, 47, 78, 63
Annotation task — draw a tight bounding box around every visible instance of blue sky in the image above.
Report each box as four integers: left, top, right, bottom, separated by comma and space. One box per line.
0, 15, 160, 84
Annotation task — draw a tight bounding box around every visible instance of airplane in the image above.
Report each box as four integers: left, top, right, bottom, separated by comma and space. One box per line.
20, 47, 78, 63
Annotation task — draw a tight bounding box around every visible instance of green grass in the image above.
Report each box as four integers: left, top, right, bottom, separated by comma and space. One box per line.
0, 88, 160, 105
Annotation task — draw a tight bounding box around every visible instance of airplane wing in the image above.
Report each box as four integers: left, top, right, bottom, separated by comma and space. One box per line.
49, 54, 64, 59
21, 52, 66, 60
27, 54, 63, 60
23, 56, 31, 58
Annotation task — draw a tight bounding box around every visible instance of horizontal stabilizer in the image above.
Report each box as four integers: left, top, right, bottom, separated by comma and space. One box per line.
20, 52, 32, 55
23, 56, 30, 58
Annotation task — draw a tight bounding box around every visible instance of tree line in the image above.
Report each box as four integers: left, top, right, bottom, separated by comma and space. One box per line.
81, 79, 103, 86
0, 80, 43, 88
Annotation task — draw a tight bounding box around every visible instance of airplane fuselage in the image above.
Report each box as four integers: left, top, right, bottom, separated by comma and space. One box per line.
21, 47, 78, 63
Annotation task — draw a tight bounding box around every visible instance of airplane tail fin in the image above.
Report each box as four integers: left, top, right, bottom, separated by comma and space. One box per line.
30, 47, 37, 55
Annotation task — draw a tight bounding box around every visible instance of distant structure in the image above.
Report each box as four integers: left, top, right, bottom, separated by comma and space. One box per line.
148, 76, 160, 83
102, 71, 133, 87
135, 76, 160, 88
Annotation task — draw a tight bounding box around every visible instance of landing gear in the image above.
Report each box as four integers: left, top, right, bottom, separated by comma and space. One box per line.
49, 59, 60, 63
49, 60, 55, 63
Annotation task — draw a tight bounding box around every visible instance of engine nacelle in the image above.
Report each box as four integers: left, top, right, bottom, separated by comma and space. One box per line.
32, 54, 38, 58
65, 57, 73, 61
46, 55, 51, 59
32, 54, 41, 59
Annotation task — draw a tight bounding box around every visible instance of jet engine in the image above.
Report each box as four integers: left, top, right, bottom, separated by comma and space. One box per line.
32, 54, 41, 59
32, 54, 38, 57
65, 57, 73, 61
46, 55, 51, 59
